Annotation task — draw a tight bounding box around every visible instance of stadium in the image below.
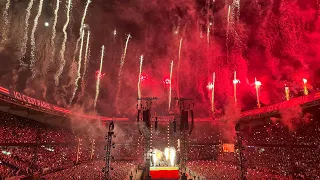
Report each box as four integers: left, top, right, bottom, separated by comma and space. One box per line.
1, 0, 320, 179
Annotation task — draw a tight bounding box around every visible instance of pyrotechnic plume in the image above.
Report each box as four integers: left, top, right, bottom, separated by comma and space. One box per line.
115, 33, 131, 107
74, 0, 91, 62
137, 55, 144, 103
303, 78, 308, 95
30, 0, 44, 79
94, 45, 105, 109
0, 0, 11, 51
20, 0, 34, 66
49, 0, 60, 67
80, 30, 91, 98
164, 147, 169, 161
169, 148, 176, 166
168, 61, 174, 111
70, 29, 85, 104
255, 78, 261, 108
55, 0, 72, 86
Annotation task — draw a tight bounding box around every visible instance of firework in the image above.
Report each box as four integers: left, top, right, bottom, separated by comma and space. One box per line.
169, 61, 174, 111
94, 45, 105, 109
0, 0, 11, 50
234, 0, 240, 22
49, 0, 60, 65
116, 34, 131, 104
303, 78, 308, 95
20, 0, 34, 65
233, 71, 239, 105
285, 86, 290, 101
70, 29, 85, 104
177, 38, 183, 98
30, 0, 44, 78
212, 73, 216, 113
255, 78, 261, 108
55, 0, 72, 86
74, 0, 91, 62
80, 30, 91, 97
137, 55, 144, 103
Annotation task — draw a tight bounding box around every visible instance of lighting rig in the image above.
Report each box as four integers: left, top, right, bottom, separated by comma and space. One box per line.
174, 97, 194, 180
102, 121, 115, 180
235, 122, 247, 180
137, 97, 158, 180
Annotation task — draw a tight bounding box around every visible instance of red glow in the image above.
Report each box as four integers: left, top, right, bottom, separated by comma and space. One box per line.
163, 78, 171, 85
150, 170, 179, 179
95, 71, 105, 80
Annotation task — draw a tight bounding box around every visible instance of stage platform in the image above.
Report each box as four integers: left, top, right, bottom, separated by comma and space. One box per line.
150, 167, 179, 179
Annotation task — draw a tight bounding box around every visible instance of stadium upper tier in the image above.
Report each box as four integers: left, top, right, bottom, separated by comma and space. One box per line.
1, 85, 320, 122
0, 85, 128, 123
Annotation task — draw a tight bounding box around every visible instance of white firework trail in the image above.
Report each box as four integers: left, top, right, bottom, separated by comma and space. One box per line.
49, 0, 60, 65
80, 30, 91, 97
20, 0, 34, 66
70, 29, 85, 104
0, 0, 11, 49
137, 55, 144, 104
211, 72, 215, 113
30, 0, 44, 79
55, 0, 72, 86
168, 61, 174, 111
234, 0, 240, 22
94, 45, 105, 109
116, 34, 131, 102
74, 0, 91, 62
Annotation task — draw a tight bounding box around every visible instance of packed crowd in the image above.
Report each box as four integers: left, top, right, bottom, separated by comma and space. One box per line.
187, 161, 291, 180
0, 112, 77, 144
240, 118, 320, 179
41, 161, 136, 180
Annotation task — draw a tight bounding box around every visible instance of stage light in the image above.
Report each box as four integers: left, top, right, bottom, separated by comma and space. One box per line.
44, 22, 49, 27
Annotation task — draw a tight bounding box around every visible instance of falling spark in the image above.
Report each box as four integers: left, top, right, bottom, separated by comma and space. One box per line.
137, 55, 144, 103
74, 0, 91, 62
49, 0, 60, 65
0, 0, 11, 50
80, 31, 91, 97
94, 45, 105, 109
168, 61, 174, 111
20, 0, 34, 65
227, 5, 231, 24
30, 0, 44, 78
55, 0, 72, 86
234, 0, 240, 22
70, 29, 85, 104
